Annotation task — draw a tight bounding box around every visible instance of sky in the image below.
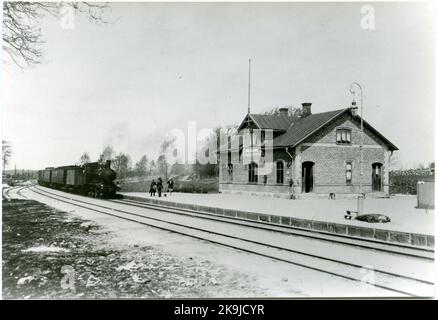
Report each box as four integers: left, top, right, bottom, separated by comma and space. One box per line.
1, 1, 436, 170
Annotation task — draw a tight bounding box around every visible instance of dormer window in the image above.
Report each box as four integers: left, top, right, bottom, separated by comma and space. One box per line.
336, 128, 352, 144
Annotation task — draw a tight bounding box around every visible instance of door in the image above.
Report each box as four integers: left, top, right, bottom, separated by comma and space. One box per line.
372, 163, 382, 192
302, 161, 314, 193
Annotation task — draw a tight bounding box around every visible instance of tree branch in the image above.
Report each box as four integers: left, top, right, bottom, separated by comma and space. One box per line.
3, 2, 110, 68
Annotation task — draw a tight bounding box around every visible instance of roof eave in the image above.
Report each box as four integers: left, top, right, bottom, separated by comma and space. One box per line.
352, 114, 399, 151
237, 114, 262, 132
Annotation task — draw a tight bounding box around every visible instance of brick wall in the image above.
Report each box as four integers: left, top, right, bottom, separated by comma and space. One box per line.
219, 112, 393, 196
298, 145, 386, 194
295, 112, 390, 194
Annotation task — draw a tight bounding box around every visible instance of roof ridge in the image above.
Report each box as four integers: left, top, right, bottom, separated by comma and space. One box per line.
284, 108, 347, 131
251, 107, 347, 117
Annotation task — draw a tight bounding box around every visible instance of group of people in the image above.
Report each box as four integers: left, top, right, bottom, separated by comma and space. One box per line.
149, 177, 174, 197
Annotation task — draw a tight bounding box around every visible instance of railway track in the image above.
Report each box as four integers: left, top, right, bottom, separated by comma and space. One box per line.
17, 186, 29, 199
2, 185, 28, 200
2, 186, 12, 200
112, 197, 434, 261
25, 185, 435, 297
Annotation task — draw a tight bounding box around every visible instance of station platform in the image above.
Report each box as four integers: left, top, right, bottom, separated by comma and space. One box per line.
120, 192, 435, 248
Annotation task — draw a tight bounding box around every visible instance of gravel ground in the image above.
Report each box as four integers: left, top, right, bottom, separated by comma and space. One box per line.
2, 199, 262, 299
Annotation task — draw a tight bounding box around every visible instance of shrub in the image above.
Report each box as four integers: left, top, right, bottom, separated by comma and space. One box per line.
389, 169, 434, 195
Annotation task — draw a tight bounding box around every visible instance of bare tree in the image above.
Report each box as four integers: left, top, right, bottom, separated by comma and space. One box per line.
194, 126, 223, 178
156, 154, 168, 181
149, 159, 156, 175
135, 155, 149, 176
160, 135, 176, 155
157, 135, 177, 182
2, 140, 12, 171
3, 2, 110, 68
112, 152, 131, 179
263, 105, 302, 118
79, 152, 90, 165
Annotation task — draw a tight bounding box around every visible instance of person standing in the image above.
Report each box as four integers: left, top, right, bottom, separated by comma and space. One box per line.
157, 177, 163, 197
167, 178, 174, 195
150, 179, 157, 197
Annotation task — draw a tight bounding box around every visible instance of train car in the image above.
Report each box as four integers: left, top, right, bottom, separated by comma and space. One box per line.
38, 168, 53, 187
44, 169, 52, 185
37, 160, 119, 198
65, 166, 84, 192
51, 167, 65, 187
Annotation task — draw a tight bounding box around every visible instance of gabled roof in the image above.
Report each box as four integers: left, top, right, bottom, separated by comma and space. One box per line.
273, 109, 346, 147
233, 108, 398, 152
237, 114, 293, 132
273, 108, 398, 150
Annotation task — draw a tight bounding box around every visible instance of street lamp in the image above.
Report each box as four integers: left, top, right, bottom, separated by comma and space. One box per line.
350, 82, 364, 215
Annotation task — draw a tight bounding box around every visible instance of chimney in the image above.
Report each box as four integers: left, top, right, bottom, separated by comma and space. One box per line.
279, 107, 289, 117
350, 99, 358, 116
301, 103, 312, 117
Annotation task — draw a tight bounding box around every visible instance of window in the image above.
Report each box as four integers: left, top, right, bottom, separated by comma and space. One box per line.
336, 128, 352, 144
248, 162, 258, 183
239, 136, 243, 163
346, 161, 352, 184
260, 130, 266, 158
227, 136, 232, 164
261, 130, 265, 144
227, 163, 233, 182
276, 161, 284, 184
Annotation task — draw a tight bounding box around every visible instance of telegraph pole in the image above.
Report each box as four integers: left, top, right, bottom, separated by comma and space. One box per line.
350, 82, 364, 215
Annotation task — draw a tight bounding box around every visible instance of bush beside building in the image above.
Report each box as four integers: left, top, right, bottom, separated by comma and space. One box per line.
389, 168, 434, 195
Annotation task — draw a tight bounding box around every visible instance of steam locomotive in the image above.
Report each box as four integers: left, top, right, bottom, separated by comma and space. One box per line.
37, 160, 119, 198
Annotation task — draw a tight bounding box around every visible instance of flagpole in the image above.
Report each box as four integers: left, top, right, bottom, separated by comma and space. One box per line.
248, 58, 251, 115
247, 59, 253, 164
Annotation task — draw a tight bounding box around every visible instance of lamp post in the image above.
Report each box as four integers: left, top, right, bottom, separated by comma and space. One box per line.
350, 82, 364, 215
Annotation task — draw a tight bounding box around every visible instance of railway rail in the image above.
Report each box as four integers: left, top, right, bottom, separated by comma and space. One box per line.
112, 198, 434, 260
2, 185, 28, 200
22, 185, 435, 297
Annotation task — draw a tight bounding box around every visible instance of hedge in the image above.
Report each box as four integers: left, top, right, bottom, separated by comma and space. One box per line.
389, 169, 434, 195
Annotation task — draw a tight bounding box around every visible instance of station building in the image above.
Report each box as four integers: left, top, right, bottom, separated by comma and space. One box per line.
218, 103, 398, 198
